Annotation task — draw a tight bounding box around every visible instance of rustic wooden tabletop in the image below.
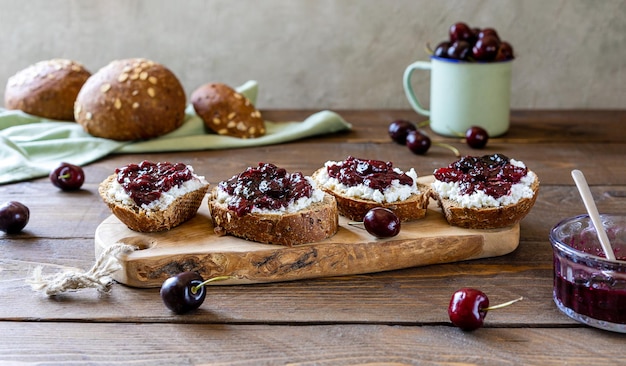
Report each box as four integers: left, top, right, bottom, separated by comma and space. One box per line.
1, 109, 625, 365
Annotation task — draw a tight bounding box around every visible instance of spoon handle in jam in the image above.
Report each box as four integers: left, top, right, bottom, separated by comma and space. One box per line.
571, 169, 616, 261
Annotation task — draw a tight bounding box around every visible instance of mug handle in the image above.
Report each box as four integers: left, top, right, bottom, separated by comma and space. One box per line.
403, 61, 431, 117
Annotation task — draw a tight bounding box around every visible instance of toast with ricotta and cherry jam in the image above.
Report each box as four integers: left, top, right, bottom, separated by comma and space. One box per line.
99, 161, 209, 232
430, 154, 539, 229
208, 163, 338, 246
311, 156, 430, 222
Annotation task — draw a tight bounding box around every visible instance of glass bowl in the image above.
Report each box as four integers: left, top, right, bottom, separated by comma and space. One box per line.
550, 214, 626, 333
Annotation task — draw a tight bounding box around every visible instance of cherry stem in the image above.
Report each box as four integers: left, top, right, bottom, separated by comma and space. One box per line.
59, 173, 71, 179
417, 120, 431, 128
433, 142, 461, 157
191, 275, 233, 294
424, 43, 434, 55
482, 296, 523, 312
347, 221, 365, 230
446, 126, 466, 138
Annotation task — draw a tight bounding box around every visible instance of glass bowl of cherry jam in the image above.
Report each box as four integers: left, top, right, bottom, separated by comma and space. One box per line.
550, 214, 626, 333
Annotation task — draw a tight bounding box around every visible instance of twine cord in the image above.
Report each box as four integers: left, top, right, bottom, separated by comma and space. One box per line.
28, 243, 136, 296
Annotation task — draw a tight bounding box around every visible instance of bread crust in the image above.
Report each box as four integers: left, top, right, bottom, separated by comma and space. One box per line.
432, 173, 540, 229
191, 82, 266, 138
208, 188, 338, 247
98, 174, 209, 232
311, 168, 430, 222
74, 58, 186, 141
4, 59, 91, 121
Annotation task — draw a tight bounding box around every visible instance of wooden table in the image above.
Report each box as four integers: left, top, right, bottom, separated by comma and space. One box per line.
1, 110, 625, 365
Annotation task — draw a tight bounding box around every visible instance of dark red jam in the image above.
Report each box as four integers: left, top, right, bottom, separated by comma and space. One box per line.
116, 161, 194, 206
554, 229, 626, 324
218, 162, 313, 217
433, 154, 527, 199
326, 156, 414, 191
554, 273, 626, 324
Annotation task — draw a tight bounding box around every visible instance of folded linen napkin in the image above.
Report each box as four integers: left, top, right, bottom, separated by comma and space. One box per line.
0, 81, 352, 185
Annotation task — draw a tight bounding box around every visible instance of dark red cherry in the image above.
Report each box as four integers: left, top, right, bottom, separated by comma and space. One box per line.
49, 162, 85, 191
405, 130, 431, 155
449, 22, 474, 43
448, 288, 490, 331
160, 271, 207, 314
433, 41, 451, 58
0, 201, 30, 234
363, 207, 400, 238
448, 288, 523, 331
447, 40, 472, 61
495, 41, 515, 61
465, 126, 489, 149
472, 35, 500, 61
388, 119, 417, 144
478, 28, 500, 41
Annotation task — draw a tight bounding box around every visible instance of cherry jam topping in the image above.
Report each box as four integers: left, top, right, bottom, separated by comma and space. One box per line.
326, 156, 414, 191
219, 162, 313, 217
116, 161, 194, 206
433, 154, 527, 199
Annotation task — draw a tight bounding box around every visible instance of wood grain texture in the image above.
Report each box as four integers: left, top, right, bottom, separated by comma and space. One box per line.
1, 323, 623, 365
95, 176, 519, 287
1, 110, 626, 364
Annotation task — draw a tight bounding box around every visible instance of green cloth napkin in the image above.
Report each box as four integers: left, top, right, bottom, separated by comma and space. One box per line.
0, 81, 352, 184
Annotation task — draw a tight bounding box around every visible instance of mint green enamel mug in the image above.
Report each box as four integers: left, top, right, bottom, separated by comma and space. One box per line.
403, 57, 513, 137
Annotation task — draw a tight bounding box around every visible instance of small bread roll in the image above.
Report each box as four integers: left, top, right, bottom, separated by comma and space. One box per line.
74, 58, 186, 141
191, 82, 266, 138
4, 59, 91, 121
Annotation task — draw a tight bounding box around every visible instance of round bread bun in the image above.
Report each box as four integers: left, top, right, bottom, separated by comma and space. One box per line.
4, 59, 91, 121
74, 58, 186, 141
191, 82, 266, 138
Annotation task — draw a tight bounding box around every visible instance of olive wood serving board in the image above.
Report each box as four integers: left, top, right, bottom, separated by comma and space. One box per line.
95, 176, 520, 288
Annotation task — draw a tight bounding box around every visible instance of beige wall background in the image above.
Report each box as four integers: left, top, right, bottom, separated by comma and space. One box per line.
0, 0, 624, 110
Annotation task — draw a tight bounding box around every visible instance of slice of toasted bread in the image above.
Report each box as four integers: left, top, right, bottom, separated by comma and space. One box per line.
208, 188, 338, 247
99, 174, 209, 232
311, 167, 430, 222
431, 173, 540, 229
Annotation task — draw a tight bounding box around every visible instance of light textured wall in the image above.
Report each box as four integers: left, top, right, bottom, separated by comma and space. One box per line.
1, 0, 624, 110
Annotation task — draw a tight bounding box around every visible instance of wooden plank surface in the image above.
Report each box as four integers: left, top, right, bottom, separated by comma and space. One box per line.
0, 323, 623, 365
1, 110, 625, 364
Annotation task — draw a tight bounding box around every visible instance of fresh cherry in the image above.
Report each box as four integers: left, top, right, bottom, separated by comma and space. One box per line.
446, 40, 472, 61
160, 272, 231, 314
405, 130, 431, 155
449, 22, 474, 43
495, 41, 515, 61
433, 41, 451, 58
448, 288, 523, 331
0, 201, 30, 234
465, 126, 489, 149
362, 207, 401, 238
49, 162, 85, 191
472, 35, 500, 61
388, 119, 417, 144
477, 28, 500, 41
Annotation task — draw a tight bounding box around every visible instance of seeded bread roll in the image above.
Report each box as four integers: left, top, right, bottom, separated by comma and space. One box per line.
4, 59, 91, 121
74, 58, 186, 141
208, 188, 338, 247
191, 82, 266, 138
311, 168, 431, 222
432, 173, 540, 229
